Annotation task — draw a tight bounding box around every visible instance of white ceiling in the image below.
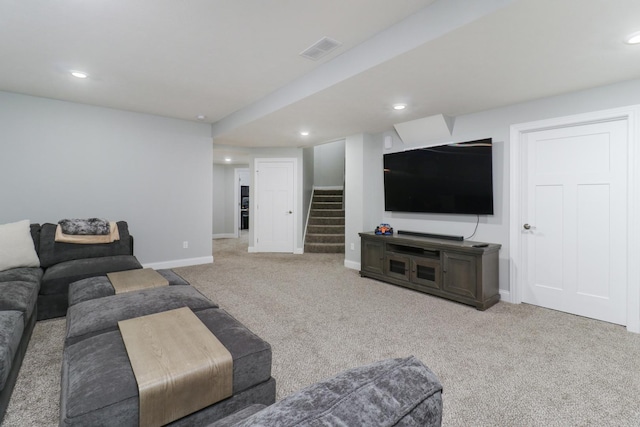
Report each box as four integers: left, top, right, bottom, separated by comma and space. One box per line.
2, 0, 640, 164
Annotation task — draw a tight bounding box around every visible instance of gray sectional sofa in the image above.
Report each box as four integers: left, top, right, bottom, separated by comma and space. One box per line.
0, 220, 141, 423
1, 219, 444, 426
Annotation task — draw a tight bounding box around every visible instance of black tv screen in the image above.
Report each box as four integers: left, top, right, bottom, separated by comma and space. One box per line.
383, 139, 494, 215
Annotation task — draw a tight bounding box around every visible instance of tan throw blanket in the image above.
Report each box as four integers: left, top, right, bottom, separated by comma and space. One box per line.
107, 268, 169, 294
54, 221, 120, 244
118, 307, 233, 427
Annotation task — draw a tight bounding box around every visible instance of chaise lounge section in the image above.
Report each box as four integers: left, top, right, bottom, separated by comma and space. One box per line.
61, 277, 276, 426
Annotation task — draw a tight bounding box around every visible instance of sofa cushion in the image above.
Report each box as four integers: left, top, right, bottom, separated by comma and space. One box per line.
65, 286, 218, 346
40, 255, 142, 296
207, 405, 268, 427
0, 281, 39, 324
68, 269, 190, 307
230, 356, 443, 427
38, 221, 133, 268
30, 223, 41, 253
61, 308, 272, 426
0, 311, 24, 390
0, 220, 40, 273
0, 267, 43, 288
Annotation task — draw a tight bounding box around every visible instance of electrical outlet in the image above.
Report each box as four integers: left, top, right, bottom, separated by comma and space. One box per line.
350, 243, 355, 250
183, 241, 189, 249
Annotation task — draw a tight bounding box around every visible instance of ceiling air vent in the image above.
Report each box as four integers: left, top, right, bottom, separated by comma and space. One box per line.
300, 37, 342, 61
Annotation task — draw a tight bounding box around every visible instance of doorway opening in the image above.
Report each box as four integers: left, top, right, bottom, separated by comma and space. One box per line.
234, 168, 250, 238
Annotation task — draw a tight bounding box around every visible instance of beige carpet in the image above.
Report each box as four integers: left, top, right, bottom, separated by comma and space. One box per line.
4, 234, 640, 426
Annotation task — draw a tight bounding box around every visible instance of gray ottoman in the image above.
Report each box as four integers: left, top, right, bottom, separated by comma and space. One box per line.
68, 268, 189, 307
65, 285, 216, 346
60, 307, 275, 427
209, 356, 443, 427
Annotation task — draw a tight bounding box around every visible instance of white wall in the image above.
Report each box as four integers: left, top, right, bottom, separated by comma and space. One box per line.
344, 134, 366, 268
344, 133, 383, 268
348, 78, 640, 295
302, 146, 314, 238
238, 169, 250, 186
0, 91, 213, 267
313, 139, 345, 187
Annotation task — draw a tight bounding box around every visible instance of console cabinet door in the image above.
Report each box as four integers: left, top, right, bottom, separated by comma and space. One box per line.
410, 258, 441, 290
385, 253, 411, 281
361, 239, 384, 275
442, 252, 477, 299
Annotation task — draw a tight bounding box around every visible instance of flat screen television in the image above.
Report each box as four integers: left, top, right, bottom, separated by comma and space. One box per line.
383, 138, 494, 215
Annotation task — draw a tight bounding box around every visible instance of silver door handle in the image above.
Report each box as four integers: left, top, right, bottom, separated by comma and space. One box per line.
523, 223, 531, 230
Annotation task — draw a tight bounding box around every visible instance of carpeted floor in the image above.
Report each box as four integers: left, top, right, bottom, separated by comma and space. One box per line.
4, 233, 640, 426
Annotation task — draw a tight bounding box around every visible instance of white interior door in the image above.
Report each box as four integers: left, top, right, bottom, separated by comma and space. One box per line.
522, 119, 628, 325
254, 159, 295, 253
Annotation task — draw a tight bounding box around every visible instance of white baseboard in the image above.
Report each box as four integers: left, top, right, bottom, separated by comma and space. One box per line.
143, 256, 213, 270
499, 289, 512, 303
247, 246, 303, 254
344, 259, 360, 270
212, 233, 236, 239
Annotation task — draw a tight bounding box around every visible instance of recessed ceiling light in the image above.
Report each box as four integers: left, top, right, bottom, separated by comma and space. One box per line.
300, 131, 310, 136
393, 104, 407, 110
224, 157, 232, 162
70, 71, 88, 79
626, 31, 640, 44
196, 115, 206, 120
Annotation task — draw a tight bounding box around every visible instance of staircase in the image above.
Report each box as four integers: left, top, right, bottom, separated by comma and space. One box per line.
305, 189, 345, 253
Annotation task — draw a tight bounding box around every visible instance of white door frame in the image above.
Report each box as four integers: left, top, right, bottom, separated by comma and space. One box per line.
233, 168, 241, 238
253, 157, 299, 253
233, 167, 250, 238
509, 106, 640, 332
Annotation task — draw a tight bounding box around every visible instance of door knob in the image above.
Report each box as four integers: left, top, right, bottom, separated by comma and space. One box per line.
523, 223, 531, 230
287, 211, 292, 214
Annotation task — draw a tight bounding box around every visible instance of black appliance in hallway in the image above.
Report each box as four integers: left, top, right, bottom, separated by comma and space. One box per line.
241, 185, 249, 230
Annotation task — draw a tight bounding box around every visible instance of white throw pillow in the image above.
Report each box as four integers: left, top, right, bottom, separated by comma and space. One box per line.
0, 219, 40, 272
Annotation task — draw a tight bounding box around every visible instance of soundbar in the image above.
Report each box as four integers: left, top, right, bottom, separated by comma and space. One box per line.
397, 230, 464, 241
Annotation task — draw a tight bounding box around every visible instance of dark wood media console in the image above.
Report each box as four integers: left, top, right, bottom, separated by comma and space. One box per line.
359, 232, 501, 310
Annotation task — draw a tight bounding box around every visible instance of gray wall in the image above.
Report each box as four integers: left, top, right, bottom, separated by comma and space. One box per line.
313, 139, 345, 187
0, 91, 213, 266
212, 164, 249, 237
212, 164, 233, 236
344, 78, 640, 294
